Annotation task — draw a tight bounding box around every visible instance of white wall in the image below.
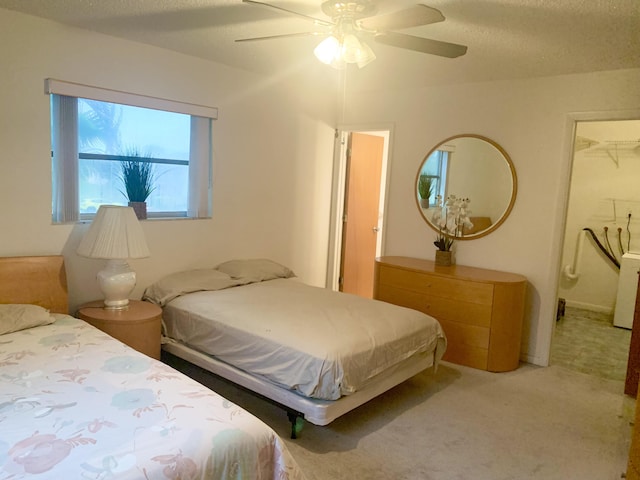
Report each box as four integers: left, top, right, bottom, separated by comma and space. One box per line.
559, 120, 640, 312
3, 7, 640, 368
344, 69, 640, 365
0, 8, 337, 312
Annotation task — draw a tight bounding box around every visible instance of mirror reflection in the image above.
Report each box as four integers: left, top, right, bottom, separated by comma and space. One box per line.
416, 134, 517, 240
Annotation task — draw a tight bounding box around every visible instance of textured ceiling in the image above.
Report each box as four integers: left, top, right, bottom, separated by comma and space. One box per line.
1, 0, 639, 90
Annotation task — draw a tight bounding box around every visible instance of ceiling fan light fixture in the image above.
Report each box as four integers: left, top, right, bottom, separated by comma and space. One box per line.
340, 33, 363, 63
241, 1, 468, 68
313, 33, 376, 69
353, 36, 376, 68
314, 35, 341, 65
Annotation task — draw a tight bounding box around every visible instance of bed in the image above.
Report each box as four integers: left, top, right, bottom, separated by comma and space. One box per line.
0, 255, 305, 479
144, 259, 447, 437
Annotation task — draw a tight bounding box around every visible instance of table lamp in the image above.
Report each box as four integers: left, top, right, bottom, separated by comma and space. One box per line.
77, 205, 150, 309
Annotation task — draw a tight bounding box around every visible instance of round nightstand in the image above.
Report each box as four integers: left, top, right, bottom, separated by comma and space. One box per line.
77, 300, 162, 359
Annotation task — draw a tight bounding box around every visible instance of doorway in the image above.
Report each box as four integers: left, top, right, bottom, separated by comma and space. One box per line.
552, 119, 640, 383
326, 127, 391, 296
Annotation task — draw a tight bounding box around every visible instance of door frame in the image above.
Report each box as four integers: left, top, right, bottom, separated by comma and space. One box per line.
326, 123, 394, 290
544, 108, 640, 366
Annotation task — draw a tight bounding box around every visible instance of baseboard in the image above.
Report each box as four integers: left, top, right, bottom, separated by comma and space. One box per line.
522, 353, 547, 367
563, 300, 613, 314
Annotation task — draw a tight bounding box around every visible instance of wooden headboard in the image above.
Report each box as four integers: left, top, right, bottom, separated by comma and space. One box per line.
0, 256, 69, 314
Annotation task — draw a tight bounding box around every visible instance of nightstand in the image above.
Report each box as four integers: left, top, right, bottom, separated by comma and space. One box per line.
77, 300, 162, 359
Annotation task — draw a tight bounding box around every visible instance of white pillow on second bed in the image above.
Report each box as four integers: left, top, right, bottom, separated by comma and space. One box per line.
143, 269, 241, 307
143, 259, 296, 307
215, 258, 295, 283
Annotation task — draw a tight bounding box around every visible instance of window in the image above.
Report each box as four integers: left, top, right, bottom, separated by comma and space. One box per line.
47, 79, 217, 223
421, 149, 450, 204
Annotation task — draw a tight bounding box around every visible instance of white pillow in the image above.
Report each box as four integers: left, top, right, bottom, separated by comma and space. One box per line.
0, 304, 56, 335
143, 269, 241, 306
215, 258, 295, 283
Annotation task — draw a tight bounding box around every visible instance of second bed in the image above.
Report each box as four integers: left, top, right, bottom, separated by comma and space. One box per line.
144, 259, 447, 435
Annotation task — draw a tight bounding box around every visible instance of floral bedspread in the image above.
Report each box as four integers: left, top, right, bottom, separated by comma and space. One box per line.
0, 315, 305, 480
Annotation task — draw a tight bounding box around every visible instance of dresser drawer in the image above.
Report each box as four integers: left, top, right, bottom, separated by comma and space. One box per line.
438, 318, 490, 350
376, 284, 492, 327
442, 341, 488, 370
377, 264, 494, 305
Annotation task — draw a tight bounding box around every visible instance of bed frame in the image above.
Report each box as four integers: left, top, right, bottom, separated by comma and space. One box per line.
0, 255, 68, 313
163, 338, 438, 438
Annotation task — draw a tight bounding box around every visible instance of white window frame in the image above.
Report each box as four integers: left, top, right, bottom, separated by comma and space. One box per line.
47, 79, 218, 223
422, 149, 451, 202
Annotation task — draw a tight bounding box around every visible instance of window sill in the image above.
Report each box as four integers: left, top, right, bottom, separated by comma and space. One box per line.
54, 216, 211, 225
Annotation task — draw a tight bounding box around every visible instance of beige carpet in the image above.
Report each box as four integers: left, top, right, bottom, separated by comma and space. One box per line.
165, 355, 633, 480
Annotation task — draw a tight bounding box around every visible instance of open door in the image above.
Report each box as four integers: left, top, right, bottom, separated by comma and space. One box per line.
339, 132, 385, 298
625, 271, 640, 397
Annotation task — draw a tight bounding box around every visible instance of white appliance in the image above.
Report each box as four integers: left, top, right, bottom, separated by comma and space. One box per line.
613, 252, 640, 329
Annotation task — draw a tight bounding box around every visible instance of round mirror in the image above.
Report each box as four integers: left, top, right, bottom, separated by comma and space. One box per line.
416, 134, 517, 240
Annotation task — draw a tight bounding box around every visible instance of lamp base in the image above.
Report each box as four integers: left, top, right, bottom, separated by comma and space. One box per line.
97, 259, 137, 310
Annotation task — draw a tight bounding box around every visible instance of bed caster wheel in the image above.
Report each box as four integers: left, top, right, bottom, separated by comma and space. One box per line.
287, 412, 304, 439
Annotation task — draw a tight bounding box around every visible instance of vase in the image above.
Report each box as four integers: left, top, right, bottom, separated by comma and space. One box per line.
420, 198, 429, 209
128, 201, 147, 220
435, 250, 453, 266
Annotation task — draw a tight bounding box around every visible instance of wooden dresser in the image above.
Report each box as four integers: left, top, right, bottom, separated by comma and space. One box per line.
374, 256, 527, 372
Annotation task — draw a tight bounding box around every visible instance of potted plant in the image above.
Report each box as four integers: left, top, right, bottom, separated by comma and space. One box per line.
119, 153, 155, 220
418, 175, 434, 208
433, 228, 455, 266
431, 195, 473, 266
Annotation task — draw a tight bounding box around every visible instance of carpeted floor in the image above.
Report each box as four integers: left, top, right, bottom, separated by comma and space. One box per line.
551, 306, 632, 382
165, 353, 633, 480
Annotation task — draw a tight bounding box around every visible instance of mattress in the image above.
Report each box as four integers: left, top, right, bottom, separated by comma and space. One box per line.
0, 314, 304, 479
162, 278, 446, 401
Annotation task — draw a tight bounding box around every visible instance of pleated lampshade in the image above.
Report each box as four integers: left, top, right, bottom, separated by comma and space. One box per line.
77, 205, 150, 259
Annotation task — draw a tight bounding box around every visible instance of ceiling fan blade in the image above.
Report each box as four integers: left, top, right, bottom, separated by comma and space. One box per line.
242, 0, 333, 27
236, 31, 323, 43
359, 4, 445, 31
375, 32, 467, 58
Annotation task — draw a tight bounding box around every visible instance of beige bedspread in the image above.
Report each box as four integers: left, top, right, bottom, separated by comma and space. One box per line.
0, 314, 305, 479
162, 278, 446, 400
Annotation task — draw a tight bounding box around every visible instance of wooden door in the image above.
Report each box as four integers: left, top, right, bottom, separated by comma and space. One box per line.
625, 270, 640, 396
627, 380, 640, 478
339, 132, 384, 298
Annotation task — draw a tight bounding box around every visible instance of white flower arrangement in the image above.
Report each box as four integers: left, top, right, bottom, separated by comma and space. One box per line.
431, 194, 473, 251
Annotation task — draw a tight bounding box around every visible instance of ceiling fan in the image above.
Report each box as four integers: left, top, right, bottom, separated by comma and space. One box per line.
237, 0, 468, 69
